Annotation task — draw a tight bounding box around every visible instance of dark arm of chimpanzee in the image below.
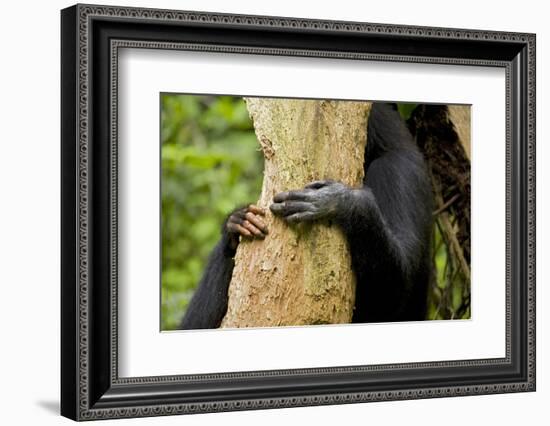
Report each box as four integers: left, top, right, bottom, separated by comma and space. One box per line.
336, 153, 432, 322
180, 205, 268, 330
179, 233, 235, 330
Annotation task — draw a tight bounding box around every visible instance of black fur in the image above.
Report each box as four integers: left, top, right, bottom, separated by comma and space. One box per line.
180, 103, 433, 329
340, 104, 433, 322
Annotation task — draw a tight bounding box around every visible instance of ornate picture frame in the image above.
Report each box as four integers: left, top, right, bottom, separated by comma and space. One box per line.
61, 3, 535, 420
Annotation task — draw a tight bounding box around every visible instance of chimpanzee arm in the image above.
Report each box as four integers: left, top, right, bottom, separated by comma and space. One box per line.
180, 205, 268, 330
336, 149, 432, 322
179, 232, 236, 330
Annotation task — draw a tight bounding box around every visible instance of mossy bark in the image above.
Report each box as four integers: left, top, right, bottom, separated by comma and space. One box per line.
221, 98, 371, 328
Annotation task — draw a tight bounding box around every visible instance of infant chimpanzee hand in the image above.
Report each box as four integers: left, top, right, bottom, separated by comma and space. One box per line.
225, 204, 268, 250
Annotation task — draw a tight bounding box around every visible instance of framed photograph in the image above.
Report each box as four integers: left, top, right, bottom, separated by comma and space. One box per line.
61, 3, 536, 421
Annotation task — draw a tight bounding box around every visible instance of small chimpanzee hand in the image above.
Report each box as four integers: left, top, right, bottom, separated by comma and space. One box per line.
225, 204, 268, 250
270, 180, 350, 224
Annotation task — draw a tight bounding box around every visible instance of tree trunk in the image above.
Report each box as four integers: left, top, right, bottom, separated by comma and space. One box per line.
221, 98, 371, 328
447, 105, 471, 160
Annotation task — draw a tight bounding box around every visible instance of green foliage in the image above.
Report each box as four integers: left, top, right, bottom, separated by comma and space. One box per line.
161, 95, 263, 330
427, 218, 471, 320
397, 103, 417, 121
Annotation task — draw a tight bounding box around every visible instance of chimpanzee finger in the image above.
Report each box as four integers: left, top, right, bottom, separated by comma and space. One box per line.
245, 211, 268, 234
270, 201, 314, 217
247, 204, 265, 216
273, 190, 312, 203
241, 219, 266, 238
304, 180, 334, 190
285, 211, 318, 224
227, 222, 252, 237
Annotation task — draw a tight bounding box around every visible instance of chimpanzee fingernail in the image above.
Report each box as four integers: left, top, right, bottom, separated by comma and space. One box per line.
273, 192, 286, 202
269, 203, 282, 215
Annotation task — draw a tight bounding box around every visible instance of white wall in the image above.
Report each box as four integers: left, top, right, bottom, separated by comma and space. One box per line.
0, 0, 546, 424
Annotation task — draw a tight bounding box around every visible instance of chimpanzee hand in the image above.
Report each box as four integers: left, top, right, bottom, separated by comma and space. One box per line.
225, 204, 268, 251
270, 180, 351, 224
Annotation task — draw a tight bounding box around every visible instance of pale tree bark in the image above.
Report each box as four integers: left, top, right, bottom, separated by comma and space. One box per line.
221, 99, 371, 328
448, 105, 471, 160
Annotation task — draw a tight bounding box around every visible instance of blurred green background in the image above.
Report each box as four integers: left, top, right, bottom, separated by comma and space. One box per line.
161, 94, 263, 330
161, 95, 468, 330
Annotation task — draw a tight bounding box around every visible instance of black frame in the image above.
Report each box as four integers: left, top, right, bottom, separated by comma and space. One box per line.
61, 3, 536, 421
